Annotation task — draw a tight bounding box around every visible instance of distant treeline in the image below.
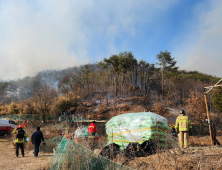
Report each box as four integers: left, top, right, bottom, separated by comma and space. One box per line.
0, 51, 219, 104
0, 51, 221, 122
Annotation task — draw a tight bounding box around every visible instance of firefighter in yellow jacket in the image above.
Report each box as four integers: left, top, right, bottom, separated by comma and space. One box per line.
12, 125, 27, 157
175, 109, 192, 148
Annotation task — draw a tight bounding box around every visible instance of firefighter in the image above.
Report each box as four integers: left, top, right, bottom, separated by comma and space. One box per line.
205, 116, 221, 145
24, 121, 27, 128
88, 121, 97, 150
175, 109, 192, 148
65, 131, 72, 140
61, 129, 65, 136
12, 125, 27, 157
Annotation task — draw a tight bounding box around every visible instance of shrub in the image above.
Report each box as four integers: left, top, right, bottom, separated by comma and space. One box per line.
186, 91, 206, 122
152, 102, 168, 116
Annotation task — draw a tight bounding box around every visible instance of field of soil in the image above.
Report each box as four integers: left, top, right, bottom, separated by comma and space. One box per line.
0, 137, 52, 170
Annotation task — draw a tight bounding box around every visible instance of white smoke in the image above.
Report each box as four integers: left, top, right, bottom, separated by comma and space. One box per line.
0, 0, 177, 80
174, 0, 222, 77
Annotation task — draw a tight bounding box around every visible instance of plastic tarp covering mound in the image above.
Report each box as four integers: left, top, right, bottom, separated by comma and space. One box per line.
106, 112, 171, 150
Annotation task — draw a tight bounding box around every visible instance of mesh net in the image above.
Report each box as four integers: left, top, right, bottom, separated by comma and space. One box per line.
48, 137, 134, 170
40, 136, 63, 153
4, 114, 106, 122
4, 114, 60, 121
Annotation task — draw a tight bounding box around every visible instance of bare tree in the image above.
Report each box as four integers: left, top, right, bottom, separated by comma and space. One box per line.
33, 84, 58, 122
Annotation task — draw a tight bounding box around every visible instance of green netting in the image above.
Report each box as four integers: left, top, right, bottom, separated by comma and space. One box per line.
49, 137, 134, 170
72, 115, 91, 121
40, 136, 63, 152
106, 112, 172, 150
4, 114, 106, 122
4, 114, 60, 121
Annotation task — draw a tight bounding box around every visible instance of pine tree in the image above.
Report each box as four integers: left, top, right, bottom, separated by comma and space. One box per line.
156, 50, 178, 95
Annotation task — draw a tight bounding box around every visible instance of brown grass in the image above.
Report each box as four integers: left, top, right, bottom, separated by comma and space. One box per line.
151, 102, 168, 116
189, 136, 222, 146
7, 119, 222, 170
114, 147, 222, 170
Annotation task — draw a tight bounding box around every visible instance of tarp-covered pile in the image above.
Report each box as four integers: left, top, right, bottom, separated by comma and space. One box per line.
106, 112, 171, 150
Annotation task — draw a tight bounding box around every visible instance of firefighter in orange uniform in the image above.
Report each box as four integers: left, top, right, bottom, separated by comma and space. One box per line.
88, 121, 97, 150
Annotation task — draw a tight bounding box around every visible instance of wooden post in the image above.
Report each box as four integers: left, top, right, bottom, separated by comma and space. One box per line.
204, 94, 214, 146
203, 78, 222, 146
162, 63, 164, 95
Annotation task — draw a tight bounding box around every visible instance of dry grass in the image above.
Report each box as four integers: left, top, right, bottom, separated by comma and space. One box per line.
7, 120, 221, 170
3, 94, 222, 169
152, 102, 168, 116
113, 147, 222, 170
189, 136, 222, 146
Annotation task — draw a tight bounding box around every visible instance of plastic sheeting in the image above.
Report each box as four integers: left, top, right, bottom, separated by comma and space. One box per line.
106, 112, 171, 150
74, 125, 98, 138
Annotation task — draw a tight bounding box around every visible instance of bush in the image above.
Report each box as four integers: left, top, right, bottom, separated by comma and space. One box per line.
186, 91, 206, 123
98, 103, 108, 114
151, 103, 168, 116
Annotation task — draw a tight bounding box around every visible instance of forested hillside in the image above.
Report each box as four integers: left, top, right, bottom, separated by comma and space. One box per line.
0, 51, 221, 122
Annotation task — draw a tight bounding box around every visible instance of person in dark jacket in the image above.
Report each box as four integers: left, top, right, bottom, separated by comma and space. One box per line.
31, 127, 45, 157
205, 116, 221, 145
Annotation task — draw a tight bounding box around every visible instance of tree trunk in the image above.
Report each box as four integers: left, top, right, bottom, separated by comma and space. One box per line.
114, 76, 117, 97
135, 68, 138, 86
42, 114, 46, 123
167, 79, 171, 102
162, 63, 164, 95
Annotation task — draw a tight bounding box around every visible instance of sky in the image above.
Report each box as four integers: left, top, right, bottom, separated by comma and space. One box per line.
0, 0, 222, 80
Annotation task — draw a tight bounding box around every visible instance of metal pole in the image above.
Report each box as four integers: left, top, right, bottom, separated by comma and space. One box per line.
204, 94, 214, 146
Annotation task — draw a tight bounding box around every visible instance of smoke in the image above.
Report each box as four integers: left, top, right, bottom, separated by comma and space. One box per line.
0, 0, 177, 80
175, 0, 222, 77
0, 1, 89, 80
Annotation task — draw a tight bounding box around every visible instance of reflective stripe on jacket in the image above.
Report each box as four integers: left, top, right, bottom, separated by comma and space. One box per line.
12, 128, 27, 143
175, 115, 192, 131
88, 123, 97, 133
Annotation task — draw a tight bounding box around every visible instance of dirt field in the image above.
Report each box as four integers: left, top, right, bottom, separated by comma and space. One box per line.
0, 137, 52, 170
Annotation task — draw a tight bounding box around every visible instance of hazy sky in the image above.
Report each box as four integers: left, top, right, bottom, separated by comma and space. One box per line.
0, 0, 222, 80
